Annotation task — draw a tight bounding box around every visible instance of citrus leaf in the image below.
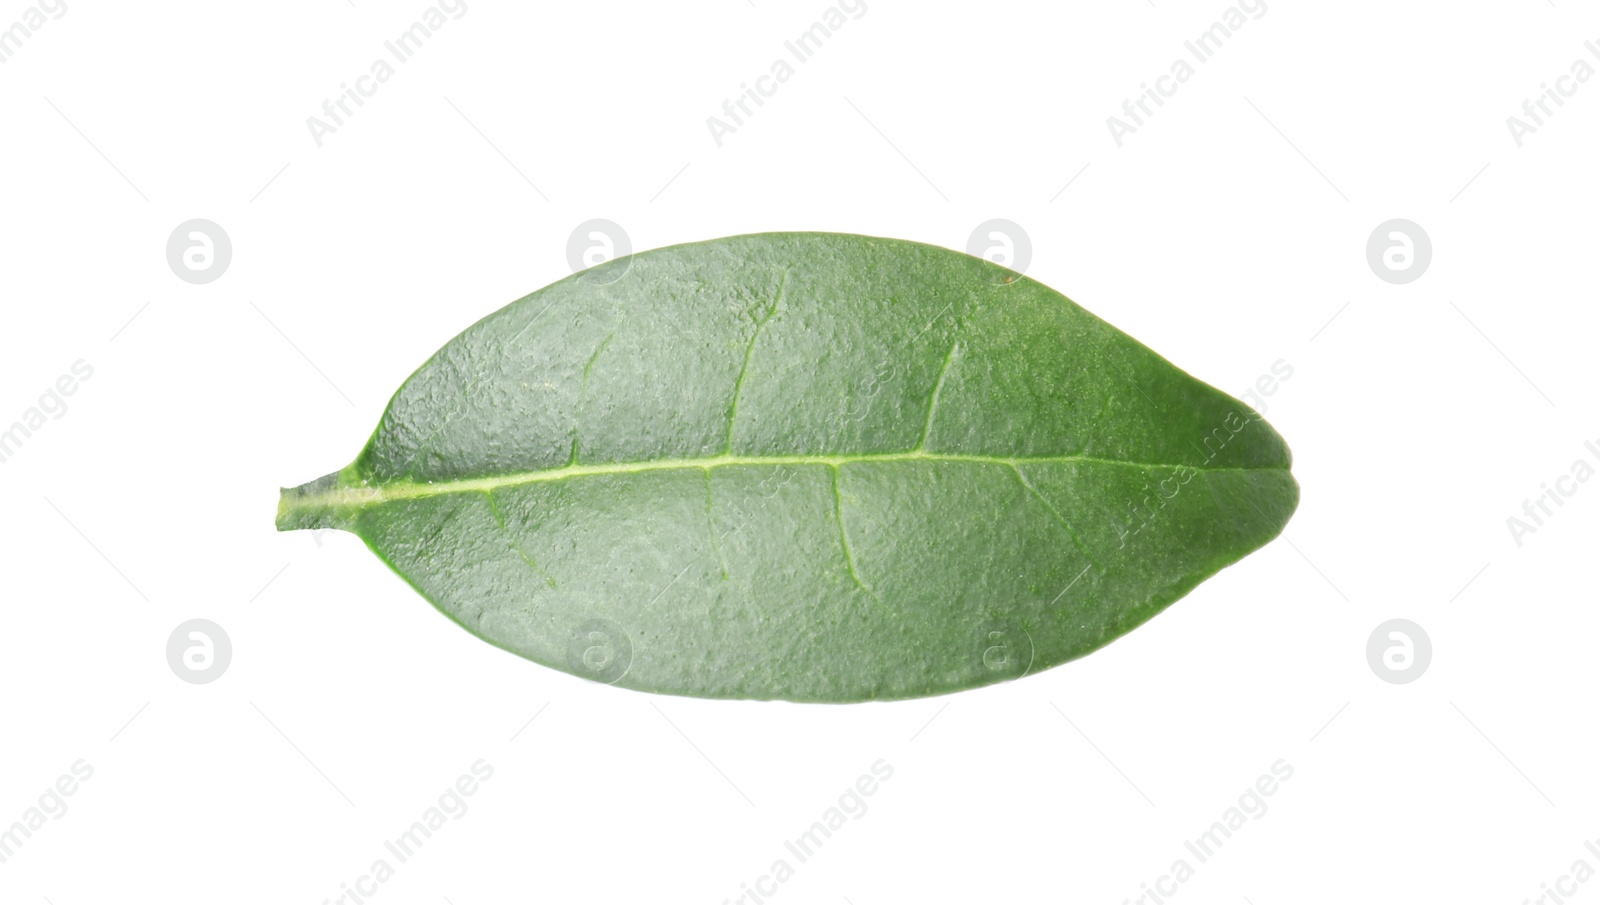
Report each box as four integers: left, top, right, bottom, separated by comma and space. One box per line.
278, 233, 1297, 701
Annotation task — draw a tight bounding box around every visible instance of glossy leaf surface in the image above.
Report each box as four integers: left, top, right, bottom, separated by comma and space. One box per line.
278, 233, 1297, 701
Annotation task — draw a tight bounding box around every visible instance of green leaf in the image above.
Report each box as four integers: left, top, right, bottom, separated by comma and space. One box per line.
278, 233, 1297, 702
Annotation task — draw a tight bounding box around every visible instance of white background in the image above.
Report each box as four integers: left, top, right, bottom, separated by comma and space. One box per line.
2, 2, 1597, 903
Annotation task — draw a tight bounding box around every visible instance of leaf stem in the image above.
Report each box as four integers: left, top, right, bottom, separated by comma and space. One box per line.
277, 470, 364, 533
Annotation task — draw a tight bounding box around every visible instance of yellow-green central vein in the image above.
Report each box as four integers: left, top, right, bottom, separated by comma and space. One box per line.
282, 450, 1284, 515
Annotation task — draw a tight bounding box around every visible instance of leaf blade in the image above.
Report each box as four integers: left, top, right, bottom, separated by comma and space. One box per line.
279, 232, 1298, 701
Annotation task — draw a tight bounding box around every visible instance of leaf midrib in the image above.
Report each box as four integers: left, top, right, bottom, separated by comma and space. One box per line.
286, 450, 1287, 514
